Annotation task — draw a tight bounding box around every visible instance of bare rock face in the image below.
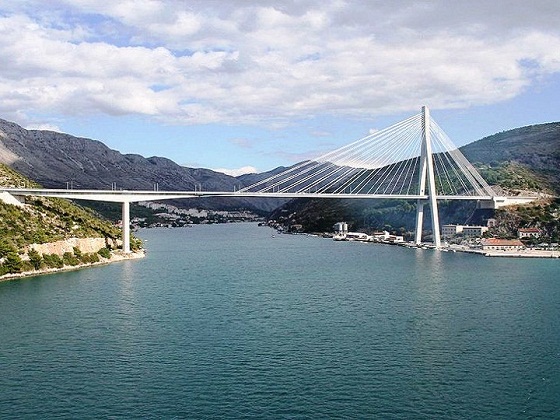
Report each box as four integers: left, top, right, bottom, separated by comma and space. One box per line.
0, 118, 234, 191
0, 118, 285, 211
28, 237, 120, 256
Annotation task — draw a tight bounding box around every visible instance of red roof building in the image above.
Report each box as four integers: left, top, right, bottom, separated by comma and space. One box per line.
481, 238, 525, 251
517, 228, 541, 239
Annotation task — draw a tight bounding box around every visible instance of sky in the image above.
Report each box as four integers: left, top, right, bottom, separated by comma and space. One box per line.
0, 0, 559, 176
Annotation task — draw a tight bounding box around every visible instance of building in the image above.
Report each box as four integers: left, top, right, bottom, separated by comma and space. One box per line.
345, 232, 370, 241
486, 218, 497, 228
481, 238, 525, 251
371, 231, 390, 241
333, 222, 348, 234
462, 226, 489, 238
386, 235, 404, 243
441, 224, 488, 238
517, 228, 541, 239
442, 224, 463, 238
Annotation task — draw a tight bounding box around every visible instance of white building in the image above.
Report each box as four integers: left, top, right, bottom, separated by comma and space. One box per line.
333, 222, 348, 234
462, 226, 489, 237
371, 231, 390, 240
442, 224, 488, 238
517, 228, 541, 239
442, 224, 463, 238
481, 238, 525, 251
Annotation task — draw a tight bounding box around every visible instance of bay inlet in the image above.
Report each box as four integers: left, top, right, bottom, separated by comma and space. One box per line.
1, 223, 559, 418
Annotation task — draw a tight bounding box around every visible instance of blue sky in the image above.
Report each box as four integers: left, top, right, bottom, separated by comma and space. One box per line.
1, 1, 559, 175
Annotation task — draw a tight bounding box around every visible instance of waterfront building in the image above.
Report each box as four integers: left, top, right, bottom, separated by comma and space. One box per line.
481, 238, 525, 251
442, 224, 463, 238
462, 226, 489, 237
345, 232, 370, 241
442, 224, 488, 238
386, 235, 404, 243
333, 222, 348, 234
371, 231, 390, 240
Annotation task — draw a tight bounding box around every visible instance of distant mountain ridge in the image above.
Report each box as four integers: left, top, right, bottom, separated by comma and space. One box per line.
0, 118, 283, 212
0, 118, 237, 190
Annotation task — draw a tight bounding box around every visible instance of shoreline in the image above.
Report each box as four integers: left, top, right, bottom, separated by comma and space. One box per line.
0, 250, 145, 283
317, 232, 559, 259
481, 250, 559, 258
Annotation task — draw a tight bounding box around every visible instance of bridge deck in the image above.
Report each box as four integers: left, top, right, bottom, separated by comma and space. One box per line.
2, 188, 498, 202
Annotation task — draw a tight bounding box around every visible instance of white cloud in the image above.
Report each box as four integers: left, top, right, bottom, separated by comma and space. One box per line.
1, 1, 559, 126
26, 123, 62, 132
213, 166, 258, 177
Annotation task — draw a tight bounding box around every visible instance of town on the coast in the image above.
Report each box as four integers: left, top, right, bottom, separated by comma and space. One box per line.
264, 218, 559, 258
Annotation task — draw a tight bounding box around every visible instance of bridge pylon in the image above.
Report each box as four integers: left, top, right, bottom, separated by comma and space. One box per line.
414, 106, 441, 248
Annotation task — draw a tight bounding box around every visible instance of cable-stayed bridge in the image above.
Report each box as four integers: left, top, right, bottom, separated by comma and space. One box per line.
2, 107, 537, 252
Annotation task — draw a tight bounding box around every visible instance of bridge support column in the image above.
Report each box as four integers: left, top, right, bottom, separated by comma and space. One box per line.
122, 200, 131, 253
414, 200, 425, 245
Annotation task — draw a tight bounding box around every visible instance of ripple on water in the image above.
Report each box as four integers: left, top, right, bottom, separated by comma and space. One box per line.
0, 224, 559, 419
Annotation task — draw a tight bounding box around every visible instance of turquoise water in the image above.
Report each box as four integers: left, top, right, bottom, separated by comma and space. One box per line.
1, 223, 559, 419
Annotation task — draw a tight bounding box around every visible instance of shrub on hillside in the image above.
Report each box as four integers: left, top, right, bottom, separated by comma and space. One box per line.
97, 247, 111, 259
43, 254, 64, 269
62, 252, 80, 266
80, 253, 100, 264
2, 251, 22, 273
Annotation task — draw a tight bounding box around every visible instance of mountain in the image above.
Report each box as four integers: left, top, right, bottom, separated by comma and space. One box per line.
0, 118, 280, 212
236, 165, 291, 186
460, 122, 560, 194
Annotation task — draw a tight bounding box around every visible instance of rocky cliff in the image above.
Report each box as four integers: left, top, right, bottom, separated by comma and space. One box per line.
28, 237, 119, 257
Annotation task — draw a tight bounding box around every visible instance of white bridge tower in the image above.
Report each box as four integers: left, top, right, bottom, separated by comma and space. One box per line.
414, 106, 441, 248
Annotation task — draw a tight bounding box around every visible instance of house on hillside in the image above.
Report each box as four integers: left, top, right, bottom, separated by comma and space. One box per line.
517, 228, 541, 239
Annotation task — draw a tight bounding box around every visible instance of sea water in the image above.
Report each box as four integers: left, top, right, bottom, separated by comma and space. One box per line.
1, 223, 559, 418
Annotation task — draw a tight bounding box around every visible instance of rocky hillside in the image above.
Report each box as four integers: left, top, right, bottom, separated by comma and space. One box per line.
461, 122, 560, 195
0, 163, 140, 277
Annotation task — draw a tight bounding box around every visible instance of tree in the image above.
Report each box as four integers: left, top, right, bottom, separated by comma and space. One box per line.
97, 247, 111, 259
62, 252, 80, 266
0, 242, 16, 259
3, 251, 22, 273
28, 249, 43, 270
43, 254, 63, 269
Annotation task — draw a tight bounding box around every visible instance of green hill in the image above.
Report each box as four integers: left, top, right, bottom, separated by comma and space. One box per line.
0, 164, 140, 277
461, 122, 560, 195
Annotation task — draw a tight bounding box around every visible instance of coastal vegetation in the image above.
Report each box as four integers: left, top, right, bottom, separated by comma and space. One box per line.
0, 164, 142, 277
490, 198, 560, 242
